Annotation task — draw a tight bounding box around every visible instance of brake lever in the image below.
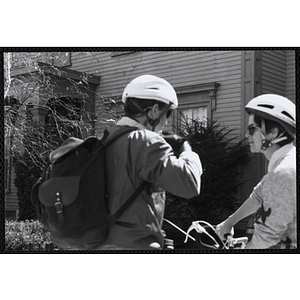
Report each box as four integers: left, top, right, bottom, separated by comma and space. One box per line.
227, 236, 248, 249
184, 221, 206, 243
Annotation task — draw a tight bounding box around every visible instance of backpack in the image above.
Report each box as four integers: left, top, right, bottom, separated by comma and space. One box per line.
31, 127, 147, 250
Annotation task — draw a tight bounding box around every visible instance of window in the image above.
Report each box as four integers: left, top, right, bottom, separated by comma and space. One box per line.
181, 106, 208, 123
51, 52, 71, 67
174, 82, 220, 130
176, 95, 211, 129
176, 104, 209, 135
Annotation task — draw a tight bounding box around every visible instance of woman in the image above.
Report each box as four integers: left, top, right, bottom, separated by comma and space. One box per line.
216, 94, 296, 249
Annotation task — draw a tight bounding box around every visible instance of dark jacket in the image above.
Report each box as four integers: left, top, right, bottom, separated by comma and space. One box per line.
100, 117, 202, 249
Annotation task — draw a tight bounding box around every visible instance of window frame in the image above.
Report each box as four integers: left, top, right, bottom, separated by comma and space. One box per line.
172, 82, 220, 131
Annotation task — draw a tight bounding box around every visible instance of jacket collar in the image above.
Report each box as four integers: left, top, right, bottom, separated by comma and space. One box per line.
116, 117, 148, 130
268, 143, 294, 172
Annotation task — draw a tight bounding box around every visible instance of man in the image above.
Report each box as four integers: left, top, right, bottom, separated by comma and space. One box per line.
100, 75, 203, 250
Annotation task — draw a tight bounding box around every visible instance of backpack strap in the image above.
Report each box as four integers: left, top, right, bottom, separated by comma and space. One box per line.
108, 181, 149, 228
101, 126, 137, 147
104, 126, 150, 228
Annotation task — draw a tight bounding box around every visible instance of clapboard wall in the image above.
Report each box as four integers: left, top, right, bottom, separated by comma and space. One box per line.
286, 50, 296, 102
261, 50, 295, 102
5, 167, 18, 213
71, 50, 244, 138
5, 50, 295, 219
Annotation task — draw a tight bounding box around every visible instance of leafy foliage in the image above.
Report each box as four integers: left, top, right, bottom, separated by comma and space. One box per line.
11, 105, 85, 220
5, 220, 57, 251
4, 52, 117, 220
163, 117, 250, 249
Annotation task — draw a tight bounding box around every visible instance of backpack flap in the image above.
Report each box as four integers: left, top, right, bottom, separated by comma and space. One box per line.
49, 137, 84, 164
38, 176, 80, 226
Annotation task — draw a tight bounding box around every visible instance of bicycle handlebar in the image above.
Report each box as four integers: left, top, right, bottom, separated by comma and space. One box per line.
163, 218, 248, 249
185, 220, 248, 249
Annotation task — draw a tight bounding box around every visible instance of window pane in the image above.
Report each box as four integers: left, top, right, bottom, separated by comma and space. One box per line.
181, 106, 207, 122
53, 52, 71, 67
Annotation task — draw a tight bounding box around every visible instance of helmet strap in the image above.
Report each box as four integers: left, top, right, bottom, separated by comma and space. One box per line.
261, 118, 266, 135
258, 119, 269, 151
271, 135, 287, 144
127, 99, 151, 127
148, 118, 160, 128
128, 98, 171, 131
149, 103, 171, 131
261, 139, 272, 151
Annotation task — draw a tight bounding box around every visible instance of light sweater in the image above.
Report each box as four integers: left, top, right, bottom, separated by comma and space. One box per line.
249, 143, 296, 249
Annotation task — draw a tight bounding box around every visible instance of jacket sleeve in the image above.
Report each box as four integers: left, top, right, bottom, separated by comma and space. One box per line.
128, 132, 202, 199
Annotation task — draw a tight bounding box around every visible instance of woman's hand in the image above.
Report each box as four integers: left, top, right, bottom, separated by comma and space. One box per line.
215, 219, 234, 240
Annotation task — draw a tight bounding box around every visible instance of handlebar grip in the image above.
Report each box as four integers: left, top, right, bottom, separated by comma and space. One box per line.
224, 233, 232, 239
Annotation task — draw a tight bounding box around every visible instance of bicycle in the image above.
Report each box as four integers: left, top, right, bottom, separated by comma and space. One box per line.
164, 219, 248, 249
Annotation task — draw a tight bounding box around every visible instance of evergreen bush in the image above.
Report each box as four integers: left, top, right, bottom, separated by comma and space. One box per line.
163, 118, 250, 249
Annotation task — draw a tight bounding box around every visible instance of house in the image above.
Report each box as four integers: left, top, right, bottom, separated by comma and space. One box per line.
4, 49, 296, 230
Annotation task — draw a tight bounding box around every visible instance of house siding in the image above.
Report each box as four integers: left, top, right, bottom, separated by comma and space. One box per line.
5, 167, 19, 213
261, 49, 295, 103
286, 50, 295, 102
70, 50, 243, 138
6, 50, 295, 225
261, 50, 288, 96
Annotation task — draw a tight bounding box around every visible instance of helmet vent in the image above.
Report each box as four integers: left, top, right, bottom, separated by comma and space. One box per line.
282, 111, 295, 121
258, 104, 274, 109
148, 87, 159, 90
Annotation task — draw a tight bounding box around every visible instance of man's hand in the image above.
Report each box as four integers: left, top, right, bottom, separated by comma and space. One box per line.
162, 131, 189, 156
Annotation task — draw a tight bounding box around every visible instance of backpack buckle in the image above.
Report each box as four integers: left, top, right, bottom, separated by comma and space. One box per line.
55, 202, 63, 213
55, 192, 63, 213
55, 192, 65, 227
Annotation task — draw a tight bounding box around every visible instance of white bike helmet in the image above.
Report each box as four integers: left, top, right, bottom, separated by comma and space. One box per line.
122, 75, 178, 109
245, 94, 296, 136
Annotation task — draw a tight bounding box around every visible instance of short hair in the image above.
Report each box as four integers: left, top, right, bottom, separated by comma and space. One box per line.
253, 114, 294, 147
124, 97, 167, 117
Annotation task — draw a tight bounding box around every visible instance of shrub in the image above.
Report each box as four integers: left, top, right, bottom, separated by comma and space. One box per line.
13, 114, 84, 220
5, 220, 57, 251
163, 118, 250, 249
13, 156, 40, 220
